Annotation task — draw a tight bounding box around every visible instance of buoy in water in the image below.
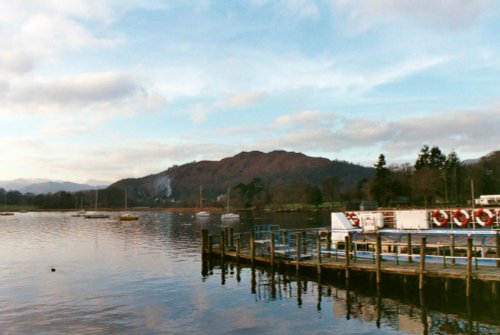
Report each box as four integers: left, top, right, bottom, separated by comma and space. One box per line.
51, 268, 56, 272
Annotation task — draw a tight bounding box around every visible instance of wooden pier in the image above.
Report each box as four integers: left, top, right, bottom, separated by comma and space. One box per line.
201, 227, 500, 297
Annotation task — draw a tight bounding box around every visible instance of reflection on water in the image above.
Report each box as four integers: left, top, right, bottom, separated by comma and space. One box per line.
206, 259, 500, 335
0, 211, 499, 334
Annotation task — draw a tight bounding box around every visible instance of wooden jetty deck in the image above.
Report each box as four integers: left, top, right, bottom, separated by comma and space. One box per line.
201, 227, 500, 297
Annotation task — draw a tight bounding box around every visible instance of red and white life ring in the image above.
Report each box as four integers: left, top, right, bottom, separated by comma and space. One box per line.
452, 209, 470, 227
432, 210, 449, 227
346, 212, 360, 226
475, 208, 495, 226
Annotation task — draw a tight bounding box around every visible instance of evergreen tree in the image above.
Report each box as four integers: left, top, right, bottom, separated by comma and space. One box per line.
445, 151, 462, 204
370, 154, 392, 206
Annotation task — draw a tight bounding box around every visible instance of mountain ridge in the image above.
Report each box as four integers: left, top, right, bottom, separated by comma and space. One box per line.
109, 150, 375, 206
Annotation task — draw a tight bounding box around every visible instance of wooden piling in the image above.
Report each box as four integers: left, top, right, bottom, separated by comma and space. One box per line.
407, 233, 412, 263
376, 233, 381, 285
270, 231, 275, 267
296, 233, 301, 271
345, 234, 350, 280
466, 237, 473, 297
450, 235, 455, 265
220, 230, 226, 260
208, 236, 213, 254
201, 229, 208, 253
250, 233, 255, 264
419, 237, 426, 290
326, 231, 331, 258
236, 236, 241, 262
316, 233, 322, 274
229, 228, 234, 248
302, 231, 307, 255
496, 234, 500, 268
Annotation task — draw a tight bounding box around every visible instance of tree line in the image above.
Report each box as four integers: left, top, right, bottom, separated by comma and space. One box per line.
1, 146, 498, 210
367, 146, 499, 207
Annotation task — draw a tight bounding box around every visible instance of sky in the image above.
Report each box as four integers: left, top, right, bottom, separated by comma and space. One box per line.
1, 0, 500, 184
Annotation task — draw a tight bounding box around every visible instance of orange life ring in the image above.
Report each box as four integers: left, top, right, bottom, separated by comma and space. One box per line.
475, 209, 494, 226
432, 210, 448, 227
452, 209, 470, 227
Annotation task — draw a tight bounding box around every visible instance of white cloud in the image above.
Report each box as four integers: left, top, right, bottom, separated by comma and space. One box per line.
187, 90, 267, 124
332, 0, 493, 35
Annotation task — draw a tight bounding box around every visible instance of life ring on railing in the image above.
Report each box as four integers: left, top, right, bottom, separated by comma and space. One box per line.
432, 210, 449, 227
452, 209, 470, 227
346, 212, 360, 226
475, 208, 495, 226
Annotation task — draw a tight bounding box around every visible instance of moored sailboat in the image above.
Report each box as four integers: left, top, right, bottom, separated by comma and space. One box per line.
119, 190, 138, 221
84, 189, 109, 219
195, 185, 210, 218
221, 187, 239, 221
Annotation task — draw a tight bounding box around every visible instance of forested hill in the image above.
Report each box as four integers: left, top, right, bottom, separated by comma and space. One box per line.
109, 150, 374, 207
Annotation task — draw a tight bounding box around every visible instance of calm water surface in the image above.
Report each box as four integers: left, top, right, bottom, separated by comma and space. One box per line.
0, 211, 498, 334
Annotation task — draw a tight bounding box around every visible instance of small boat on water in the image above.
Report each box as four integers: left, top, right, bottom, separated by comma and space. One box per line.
195, 185, 210, 218
118, 190, 138, 221
0, 212, 15, 216
84, 213, 109, 219
119, 213, 139, 221
221, 188, 239, 221
84, 189, 109, 219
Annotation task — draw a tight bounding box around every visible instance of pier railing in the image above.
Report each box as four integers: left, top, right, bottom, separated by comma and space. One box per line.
202, 226, 500, 297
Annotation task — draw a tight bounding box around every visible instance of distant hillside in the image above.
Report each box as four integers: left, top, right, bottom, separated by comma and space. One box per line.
0, 179, 110, 195
108, 150, 375, 206
0, 178, 50, 191
19, 181, 103, 195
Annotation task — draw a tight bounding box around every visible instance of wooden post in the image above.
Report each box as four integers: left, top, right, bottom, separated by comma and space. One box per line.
496, 234, 500, 268
250, 233, 255, 264
236, 236, 241, 262
208, 236, 213, 254
229, 227, 234, 248
302, 231, 307, 255
270, 231, 275, 267
296, 233, 301, 271
407, 233, 412, 263
474, 246, 478, 270
419, 237, 426, 290
326, 231, 331, 258
201, 229, 208, 253
220, 230, 226, 260
345, 234, 350, 279
450, 235, 455, 265
395, 241, 399, 266
224, 228, 229, 247
466, 237, 472, 297
316, 233, 322, 274
376, 233, 381, 285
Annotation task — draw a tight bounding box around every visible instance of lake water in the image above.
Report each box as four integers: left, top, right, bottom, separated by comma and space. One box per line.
0, 211, 499, 334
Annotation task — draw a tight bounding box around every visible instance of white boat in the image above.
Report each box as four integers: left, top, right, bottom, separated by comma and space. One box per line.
84, 189, 109, 219
221, 187, 239, 221
119, 190, 138, 221
195, 185, 210, 218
